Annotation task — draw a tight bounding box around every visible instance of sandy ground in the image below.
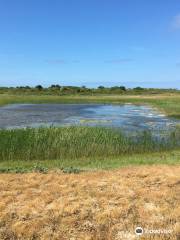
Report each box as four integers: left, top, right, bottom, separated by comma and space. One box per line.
0, 166, 179, 240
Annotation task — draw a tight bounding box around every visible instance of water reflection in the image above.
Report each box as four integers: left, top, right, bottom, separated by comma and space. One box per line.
0, 103, 179, 133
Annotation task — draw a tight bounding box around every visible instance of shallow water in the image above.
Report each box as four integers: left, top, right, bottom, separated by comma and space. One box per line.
0, 103, 179, 132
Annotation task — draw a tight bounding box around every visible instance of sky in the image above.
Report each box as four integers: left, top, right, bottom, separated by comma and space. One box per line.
0, 0, 180, 88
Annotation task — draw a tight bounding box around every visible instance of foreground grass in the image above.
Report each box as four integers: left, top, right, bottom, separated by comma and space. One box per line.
0, 93, 180, 118
0, 150, 179, 173
0, 165, 179, 239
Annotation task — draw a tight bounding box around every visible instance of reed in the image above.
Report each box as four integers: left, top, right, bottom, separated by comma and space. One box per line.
0, 126, 179, 162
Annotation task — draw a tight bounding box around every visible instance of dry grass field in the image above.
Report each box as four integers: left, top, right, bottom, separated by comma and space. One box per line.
0, 165, 179, 240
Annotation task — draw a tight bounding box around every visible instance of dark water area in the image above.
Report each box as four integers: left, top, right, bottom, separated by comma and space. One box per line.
0, 104, 179, 133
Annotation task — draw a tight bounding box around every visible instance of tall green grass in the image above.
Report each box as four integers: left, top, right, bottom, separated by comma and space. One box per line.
0, 126, 179, 161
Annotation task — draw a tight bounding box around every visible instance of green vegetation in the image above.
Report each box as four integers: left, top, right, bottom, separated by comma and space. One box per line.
1, 126, 180, 161
1, 85, 179, 96
0, 93, 180, 118
0, 87, 179, 173
0, 126, 179, 172
0, 150, 179, 173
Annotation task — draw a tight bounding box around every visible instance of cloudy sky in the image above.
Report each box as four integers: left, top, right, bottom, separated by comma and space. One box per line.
0, 0, 180, 88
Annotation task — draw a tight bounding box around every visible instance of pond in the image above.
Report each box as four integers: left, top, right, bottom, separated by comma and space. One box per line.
0, 103, 179, 133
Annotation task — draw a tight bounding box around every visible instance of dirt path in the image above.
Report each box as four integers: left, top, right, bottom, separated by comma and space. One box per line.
0, 166, 179, 240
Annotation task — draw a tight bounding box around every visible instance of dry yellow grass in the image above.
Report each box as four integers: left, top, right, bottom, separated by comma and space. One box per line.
0, 166, 179, 240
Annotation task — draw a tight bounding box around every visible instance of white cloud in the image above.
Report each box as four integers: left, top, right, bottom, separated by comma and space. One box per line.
171, 14, 180, 30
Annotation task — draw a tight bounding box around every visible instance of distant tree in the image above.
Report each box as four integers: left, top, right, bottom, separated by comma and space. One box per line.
119, 86, 126, 91
35, 85, 43, 90
50, 84, 61, 89
50, 84, 56, 88
81, 85, 86, 89
77, 88, 81, 93
133, 87, 144, 91
98, 86, 105, 89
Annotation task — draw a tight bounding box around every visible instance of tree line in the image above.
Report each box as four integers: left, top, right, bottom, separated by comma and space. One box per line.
0, 85, 178, 95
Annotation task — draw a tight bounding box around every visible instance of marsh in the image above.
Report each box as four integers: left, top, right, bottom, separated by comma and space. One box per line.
0, 103, 179, 132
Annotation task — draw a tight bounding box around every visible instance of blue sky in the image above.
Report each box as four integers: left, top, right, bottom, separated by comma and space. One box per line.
0, 0, 180, 88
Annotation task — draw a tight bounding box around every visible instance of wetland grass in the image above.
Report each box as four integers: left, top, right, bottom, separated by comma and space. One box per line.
0, 126, 179, 163
0, 94, 179, 171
